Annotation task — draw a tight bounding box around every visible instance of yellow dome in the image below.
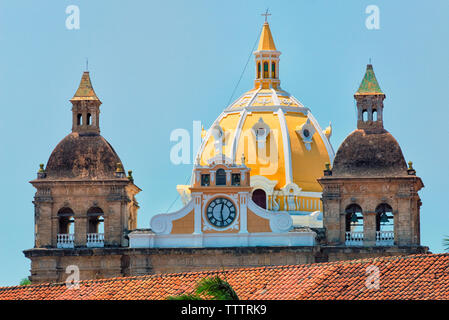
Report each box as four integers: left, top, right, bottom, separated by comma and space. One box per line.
184, 21, 334, 219
197, 87, 334, 192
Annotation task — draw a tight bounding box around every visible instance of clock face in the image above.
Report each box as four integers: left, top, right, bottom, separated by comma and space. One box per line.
206, 197, 236, 228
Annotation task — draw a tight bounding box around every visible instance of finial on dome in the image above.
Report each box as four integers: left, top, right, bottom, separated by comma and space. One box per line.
323, 122, 332, 140
261, 8, 271, 23
324, 162, 332, 176
407, 161, 416, 175
257, 15, 277, 51
37, 163, 46, 179
115, 162, 126, 178
127, 170, 134, 182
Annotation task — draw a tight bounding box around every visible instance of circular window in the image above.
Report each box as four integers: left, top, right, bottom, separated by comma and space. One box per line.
303, 129, 310, 138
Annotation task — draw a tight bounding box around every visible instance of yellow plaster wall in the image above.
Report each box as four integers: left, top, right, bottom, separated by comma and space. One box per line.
170, 210, 195, 234
285, 113, 330, 192
247, 209, 271, 233
235, 112, 286, 189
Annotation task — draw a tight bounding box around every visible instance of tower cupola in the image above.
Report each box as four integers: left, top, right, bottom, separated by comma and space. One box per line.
254, 18, 281, 90
354, 64, 385, 132
70, 71, 102, 135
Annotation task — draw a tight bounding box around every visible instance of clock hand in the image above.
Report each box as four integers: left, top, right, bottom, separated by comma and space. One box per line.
220, 203, 225, 223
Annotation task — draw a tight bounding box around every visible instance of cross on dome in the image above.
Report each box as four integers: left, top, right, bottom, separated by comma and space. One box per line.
261, 8, 271, 22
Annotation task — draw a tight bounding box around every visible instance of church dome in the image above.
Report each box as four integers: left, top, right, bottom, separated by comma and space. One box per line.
185, 20, 334, 218
42, 71, 126, 181
197, 86, 333, 192
332, 129, 408, 177
45, 132, 123, 180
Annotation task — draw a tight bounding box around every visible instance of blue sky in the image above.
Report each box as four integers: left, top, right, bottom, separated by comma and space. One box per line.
0, 0, 448, 286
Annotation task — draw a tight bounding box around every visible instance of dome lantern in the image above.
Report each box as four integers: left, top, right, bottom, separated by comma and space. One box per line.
70, 71, 102, 135
254, 17, 281, 90
354, 64, 386, 132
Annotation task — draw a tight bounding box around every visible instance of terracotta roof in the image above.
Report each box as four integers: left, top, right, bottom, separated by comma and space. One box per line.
1, 253, 448, 300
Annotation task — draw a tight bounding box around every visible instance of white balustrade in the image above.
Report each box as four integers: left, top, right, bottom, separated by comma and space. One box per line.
57, 233, 74, 248
345, 231, 364, 246
86, 233, 104, 248
376, 231, 394, 246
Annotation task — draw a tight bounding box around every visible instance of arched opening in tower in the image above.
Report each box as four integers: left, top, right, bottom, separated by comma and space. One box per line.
252, 189, 267, 209
87, 207, 104, 234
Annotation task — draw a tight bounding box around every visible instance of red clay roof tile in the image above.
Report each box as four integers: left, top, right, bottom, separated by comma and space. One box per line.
0, 253, 448, 300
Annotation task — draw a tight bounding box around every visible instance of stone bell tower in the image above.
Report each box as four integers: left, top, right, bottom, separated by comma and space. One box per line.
25, 71, 141, 283
318, 64, 426, 254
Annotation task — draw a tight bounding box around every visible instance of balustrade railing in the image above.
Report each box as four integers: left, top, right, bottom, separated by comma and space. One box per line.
345, 231, 364, 245
86, 233, 104, 247
57, 233, 74, 248
376, 231, 394, 245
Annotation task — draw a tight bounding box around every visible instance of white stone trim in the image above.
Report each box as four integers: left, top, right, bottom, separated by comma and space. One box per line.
206, 154, 234, 166
251, 117, 271, 149
250, 175, 278, 195
246, 87, 262, 107
305, 110, 335, 163
228, 105, 309, 115
194, 112, 226, 166
270, 88, 281, 105
248, 199, 293, 233
129, 231, 316, 248
276, 108, 293, 185
299, 191, 322, 198
281, 182, 302, 195
238, 192, 248, 234
230, 109, 247, 162
296, 118, 316, 151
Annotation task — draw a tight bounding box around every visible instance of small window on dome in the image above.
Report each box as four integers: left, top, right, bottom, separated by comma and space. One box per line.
271, 62, 276, 78
373, 109, 378, 121
257, 128, 266, 137
257, 62, 261, 79
77, 114, 82, 126
303, 129, 310, 138
87, 113, 92, 126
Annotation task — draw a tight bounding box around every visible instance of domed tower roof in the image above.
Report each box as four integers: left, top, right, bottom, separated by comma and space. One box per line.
38, 71, 129, 181
45, 132, 123, 180
332, 129, 408, 177
331, 64, 408, 177
194, 20, 334, 193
